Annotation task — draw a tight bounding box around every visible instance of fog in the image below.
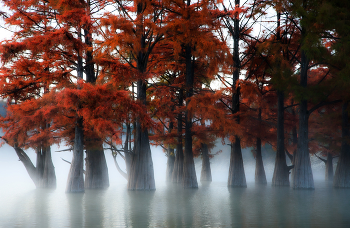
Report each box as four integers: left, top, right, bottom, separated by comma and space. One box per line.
0, 140, 330, 192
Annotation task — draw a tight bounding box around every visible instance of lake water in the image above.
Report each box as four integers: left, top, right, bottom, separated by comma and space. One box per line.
1, 181, 350, 228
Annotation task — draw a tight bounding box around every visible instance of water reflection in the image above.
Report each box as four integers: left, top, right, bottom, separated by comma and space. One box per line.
1, 181, 350, 227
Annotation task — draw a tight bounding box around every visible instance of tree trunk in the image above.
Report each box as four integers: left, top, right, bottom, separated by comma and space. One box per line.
125, 123, 132, 177
228, 136, 247, 187
66, 118, 85, 193
333, 102, 350, 188
166, 146, 175, 182
255, 137, 267, 185
272, 90, 290, 186
166, 122, 175, 182
228, 0, 246, 188
13, 146, 39, 187
127, 79, 155, 190
325, 152, 333, 182
37, 146, 56, 188
85, 142, 109, 189
200, 143, 212, 182
183, 42, 198, 188
292, 47, 314, 189
172, 89, 184, 183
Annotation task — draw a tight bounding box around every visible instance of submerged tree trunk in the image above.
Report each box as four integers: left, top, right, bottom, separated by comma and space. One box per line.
166, 122, 175, 182
200, 143, 212, 182
125, 123, 132, 176
66, 118, 85, 193
272, 90, 290, 186
334, 102, 350, 188
37, 146, 56, 188
172, 92, 184, 183
183, 42, 198, 188
127, 79, 155, 190
228, 137, 247, 187
13, 145, 56, 188
85, 142, 109, 189
255, 138, 267, 185
292, 46, 314, 189
325, 153, 333, 182
228, 0, 246, 188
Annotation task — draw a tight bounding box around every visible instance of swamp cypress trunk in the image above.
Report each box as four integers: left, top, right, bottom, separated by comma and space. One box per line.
166, 122, 175, 182
66, 118, 85, 193
292, 45, 314, 189
255, 108, 266, 185
166, 146, 175, 182
200, 143, 212, 182
255, 137, 267, 185
325, 153, 333, 182
272, 90, 290, 186
66, 43, 85, 193
172, 91, 184, 183
37, 146, 56, 188
85, 142, 109, 189
13, 145, 56, 188
228, 0, 246, 188
228, 137, 246, 187
125, 123, 132, 177
127, 79, 155, 190
183, 42, 198, 188
333, 102, 350, 188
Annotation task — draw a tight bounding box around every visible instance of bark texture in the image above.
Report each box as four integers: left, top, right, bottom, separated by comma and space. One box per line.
66, 118, 85, 193
333, 102, 350, 188
228, 137, 247, 187
272, 90, 290, 186
200, 143, 212, 182
85, 143, 109, 189
255, 138, 267, 185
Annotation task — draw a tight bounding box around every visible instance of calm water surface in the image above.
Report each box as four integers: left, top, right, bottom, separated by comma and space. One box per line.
1, 181, 350, 228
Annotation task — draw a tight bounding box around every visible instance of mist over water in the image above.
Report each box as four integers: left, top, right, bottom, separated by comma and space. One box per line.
1, 142, 349, 227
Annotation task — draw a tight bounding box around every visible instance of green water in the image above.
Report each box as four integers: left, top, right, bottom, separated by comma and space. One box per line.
0, 181, 349, 228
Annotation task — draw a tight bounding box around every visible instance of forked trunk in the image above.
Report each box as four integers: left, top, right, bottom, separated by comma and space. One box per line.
272, 90, 289, 186
200, 143, 212, 182
13, 146, 56, 188
333, 102, 350, 188
85, 142, 109, 189
228, 137, 247, 187
255, 138, 267, 185
66, 118, 85, 193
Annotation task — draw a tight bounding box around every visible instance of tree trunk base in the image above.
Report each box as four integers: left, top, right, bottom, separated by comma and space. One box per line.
228, 137, 247, 188
85, 144, 109, 189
